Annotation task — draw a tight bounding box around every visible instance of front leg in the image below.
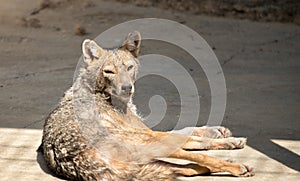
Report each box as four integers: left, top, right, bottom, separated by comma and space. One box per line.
171, 126, 232, 139
182, 136, 247, 150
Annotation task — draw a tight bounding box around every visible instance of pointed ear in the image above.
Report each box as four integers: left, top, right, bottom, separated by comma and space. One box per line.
82, 39, 103, 63
122, 31, 141, 57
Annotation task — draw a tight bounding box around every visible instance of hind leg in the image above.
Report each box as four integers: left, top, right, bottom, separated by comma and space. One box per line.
115, 130, 253, 177
166, 162, 211, 176
143, 131, 253, 176
169, 149, 254, 177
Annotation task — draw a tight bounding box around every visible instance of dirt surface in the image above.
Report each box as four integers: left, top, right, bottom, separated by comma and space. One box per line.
115, 0, 300, 24
0, 0, 299, 180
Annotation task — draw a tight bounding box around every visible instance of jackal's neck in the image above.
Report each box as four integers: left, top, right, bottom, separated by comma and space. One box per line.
70, 67, 105, 100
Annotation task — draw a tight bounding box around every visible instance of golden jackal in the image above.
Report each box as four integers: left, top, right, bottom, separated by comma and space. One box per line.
40, 31, 254, 180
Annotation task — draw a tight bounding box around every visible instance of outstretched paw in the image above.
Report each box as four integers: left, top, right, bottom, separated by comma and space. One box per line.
225, 137, 247, 149
215, 126, 232, 138
209, 137, 247, 150
193, 126, 232, 139
238, 164, 255, 177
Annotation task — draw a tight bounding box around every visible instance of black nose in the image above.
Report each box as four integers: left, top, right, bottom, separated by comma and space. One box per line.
121, 83, 132, 92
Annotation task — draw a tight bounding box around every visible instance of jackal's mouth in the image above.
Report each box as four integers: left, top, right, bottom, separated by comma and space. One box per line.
122, 91, 133, 97
110, 91, 132, 109
111, 89, 133, 99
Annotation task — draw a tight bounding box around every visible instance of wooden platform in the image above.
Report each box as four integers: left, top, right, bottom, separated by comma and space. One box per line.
0, 128, 299, 180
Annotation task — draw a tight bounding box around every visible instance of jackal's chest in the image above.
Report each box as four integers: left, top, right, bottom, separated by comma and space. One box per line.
95, 107, 138, 130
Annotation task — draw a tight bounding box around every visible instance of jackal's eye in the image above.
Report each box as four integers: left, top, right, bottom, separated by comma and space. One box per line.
127, 65, 134, 71
103, 70, 115, 74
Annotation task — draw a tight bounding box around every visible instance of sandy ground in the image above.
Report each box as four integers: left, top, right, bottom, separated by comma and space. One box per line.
114, 0, 300, 24
0, 0, 299, 180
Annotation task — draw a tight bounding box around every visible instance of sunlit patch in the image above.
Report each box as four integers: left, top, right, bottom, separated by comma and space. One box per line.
0, 128, 55, 180
271, 139, 300, 156
1, 127, 299, 179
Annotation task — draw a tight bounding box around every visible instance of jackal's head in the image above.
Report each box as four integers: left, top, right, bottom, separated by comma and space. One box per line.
81, 31, 141, 107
